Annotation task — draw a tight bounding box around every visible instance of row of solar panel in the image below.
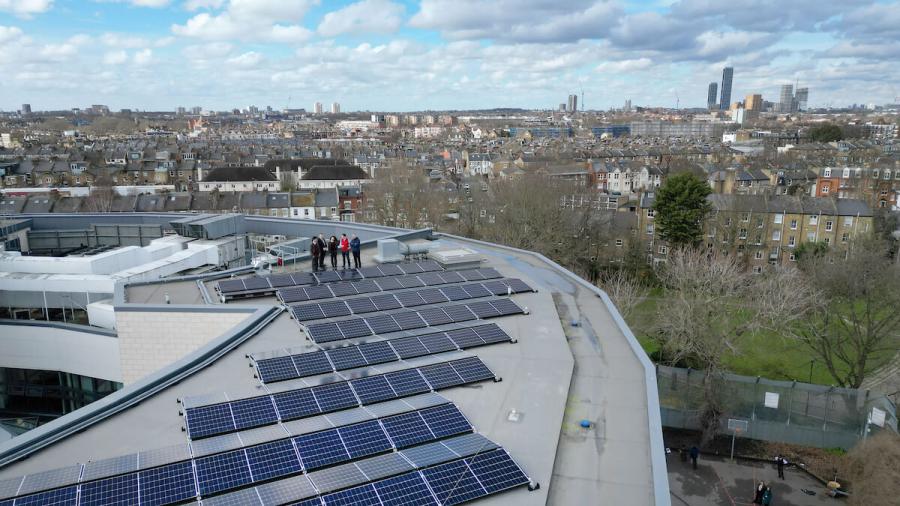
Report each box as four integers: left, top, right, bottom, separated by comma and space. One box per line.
217, 261, 444, 296
0, 405, 505, 506
289, 278, 532, 323
256, 323, 512, 384
185, 357, 495, 440
278, 267, 504, 305
305, 299, 525, 344
205, 447, 530, 506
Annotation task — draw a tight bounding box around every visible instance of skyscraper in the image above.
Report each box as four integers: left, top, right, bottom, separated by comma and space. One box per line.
795, 87, 809, 111
745, 94, 763, 112
567, 94, 578, 113
331, 102, 340, 114
778, 84, 794, 113
707, 82, 718, 109
719, 67, 733, 110
313, 102, 323, 114
20, 104, 32, 115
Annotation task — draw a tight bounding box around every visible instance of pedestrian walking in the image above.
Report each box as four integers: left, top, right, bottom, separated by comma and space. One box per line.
340, 233, 350, 269
310, 236, 320, 272
328, 235, 338, 269
317, 234, 327, 270
775, 455, 786, 479
761, 484, 772, 506
350, 234, 361, 268
689, 446, 699, 470
753, 481, 765, 504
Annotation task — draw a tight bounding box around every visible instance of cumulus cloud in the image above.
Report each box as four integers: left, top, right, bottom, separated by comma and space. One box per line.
318, 0, 404, 37
0, 25, 25, 44
134, 48, 153, 65
596, 57, 653, 73
103, 49, 129, 64
172, 0, 316, 42
184, 0, 224, 9
0, 0, 53, 18
226, 51, 264, 68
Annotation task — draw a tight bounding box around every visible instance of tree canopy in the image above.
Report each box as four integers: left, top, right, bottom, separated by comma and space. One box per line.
653, 173, 711, 246
808, 123, 843, 142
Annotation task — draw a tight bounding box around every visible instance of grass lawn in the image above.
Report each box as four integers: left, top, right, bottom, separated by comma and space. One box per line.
627, 294, 894, 386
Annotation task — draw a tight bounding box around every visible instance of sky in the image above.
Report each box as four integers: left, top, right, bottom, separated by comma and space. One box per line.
1, 0, 898, 112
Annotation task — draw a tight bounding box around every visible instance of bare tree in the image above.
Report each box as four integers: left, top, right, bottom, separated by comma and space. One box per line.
791, 238, 900, 388
85, 174, 116, 212
597, 269, 646, 321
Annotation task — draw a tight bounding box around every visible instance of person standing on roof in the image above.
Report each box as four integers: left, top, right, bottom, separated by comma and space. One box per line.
350, 234, 361, 268
340, 233, 350, 269
317, 233, 327, 270
310, 236, 320, 272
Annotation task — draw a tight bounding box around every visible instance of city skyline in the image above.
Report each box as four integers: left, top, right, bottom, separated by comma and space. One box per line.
1, 0, 898, 111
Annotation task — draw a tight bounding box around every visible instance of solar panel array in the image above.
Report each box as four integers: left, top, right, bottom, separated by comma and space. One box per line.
185, 357, 495, 440
290, 278, 533, 323
255, 323, 513, 383
216, 261, 444, 299
305, 299, 526, 344
278, 267, 508, 305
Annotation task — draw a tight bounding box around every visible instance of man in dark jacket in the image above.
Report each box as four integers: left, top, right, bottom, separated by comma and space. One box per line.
350, 234, 361, 268
689, 446, 699, 470
316, 234, 327, 270
310, 237, 320, 272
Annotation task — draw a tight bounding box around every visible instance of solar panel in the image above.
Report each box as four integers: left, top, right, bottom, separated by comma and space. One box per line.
373, 277, 402, 291
291, 272, 316, 285
473, 324, 512, 344
442, 304, 477, 323
391, 311, 427, 331
365, 314, 401, 334
354, 453, 415, 482
381, 411, 434, 448
418, 308, 453, 326
81, 454, 138, 482
304, 285, 334, 300
267, 274, 296, 288
437, 271, 466, 283
417, 260, 442, 272
422, 458, 486, 506
441, 433, 498, 458
467, 300, 501, 318
357, 266, 384, 278
326, 346, 368, 370
11, 487, 77, 506
273, 389, 321, 420
307, 322, 344, 343
243, 277, 271, 291
335, 319, 372, 339
279, 287, 309, 304
372, 472, 438, 506
459, 269, 484, 281
244, 439, 302, 482
185, 403, 234, 439
217, 279, 245, 294
491, 298, 524, 316
450, 357, 496, 383
398, 262, 424, 274
346, 297, 378, 314
337, 420, 392, 458
462, 283, 492, 299
293, 351, 334, 377
477, 267, 503, 279
397, 276, 425, 289
394, 290, 427, 307
230, 396, 279, 431
445, 327, 485, 348
257, 356, 299, 383
388, 336, 429, 359
311, 382, 358, 412
78, 473, 138, 506
419, 363, 464, 390
384, 369, 431, 396
294, 430, 350, 470
417, 272, 444, 286
320, 300, 351, 318
322, 483, 380, 506
419, 404, 472, 438
504, 278, 533, 293
293, 304, 326, 322
285, 498, 322, 506
338, 269, 363, 281
255, 475, 318, 505
138, 460, 196, 506
194, 450, 253, 496
314, 271, 342, 283
466, 449, 530, 493
399, 441, 459, 468
415, 289, 446, 307
350, 375, 396, 404
377, 264, 403, 276
351, 279, 380, 294
417, 333, 457, 354
438, 285, 470, 301
481, 280, 510, 296
370, 294, 402, 311
358, 341, 398, 364
328, 282, 358, 297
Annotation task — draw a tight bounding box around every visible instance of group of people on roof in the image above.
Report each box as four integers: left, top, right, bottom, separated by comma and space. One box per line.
310, 233, 361, 272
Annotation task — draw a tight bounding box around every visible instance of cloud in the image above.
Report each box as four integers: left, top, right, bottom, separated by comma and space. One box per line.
318, 0, 404, 37
183, 0, 223, 10
134, 48, 153, 65
0, 25, 24, 44
0, 0, 53, 18
226, 51, 264, 68
172, 0, 316, 42
596, 57, 653, 73
830, 1, 900, 41
103, 49, 128, 64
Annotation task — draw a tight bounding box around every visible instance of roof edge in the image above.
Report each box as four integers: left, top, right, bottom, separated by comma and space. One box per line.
0, 318, 117, 338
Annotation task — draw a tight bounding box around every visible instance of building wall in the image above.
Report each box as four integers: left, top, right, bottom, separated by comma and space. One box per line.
0, 322, 121, 382
115, 309, 252, 384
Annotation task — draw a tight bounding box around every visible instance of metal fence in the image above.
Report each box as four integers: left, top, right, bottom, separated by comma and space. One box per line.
656, 365, 898, 449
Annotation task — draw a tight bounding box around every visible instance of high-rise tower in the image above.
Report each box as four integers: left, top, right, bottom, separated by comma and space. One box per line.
707, 82, 718, 109
719, 67, 733, 110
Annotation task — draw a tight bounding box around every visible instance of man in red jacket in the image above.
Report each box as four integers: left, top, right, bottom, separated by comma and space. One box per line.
339, 233, 351, 269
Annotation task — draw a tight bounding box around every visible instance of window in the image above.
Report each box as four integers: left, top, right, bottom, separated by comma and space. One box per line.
789, 254, 796, 262
740, 212, 750, 222
884, 170, 891, 180
825, 220, 833, 231
755, 251, 763, 260
647, 209, 655, 218
646, 224, 654, 235
615, 239, 623, 247
841, 168, 850, 178
809, 215, 818, 226
774, 214, 783, 224
756, 217, 764, 228
821, 184, 829, 194
824, 237, 830, 245
842, 233, 849, 243
752, 265, 763, 274
739, 228, 747, 239
807, 232, 816, 241
873, 169, 879, 179
843, 216, 853, 227
724, 217, 732, 226
292, 209, 298, 216
754, 234, 762, 245
823, 168, 831, 177
788, 236, 795, 247
772, 230, 781, 241
790, 219, 797, 230
658, 245, 668, 255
